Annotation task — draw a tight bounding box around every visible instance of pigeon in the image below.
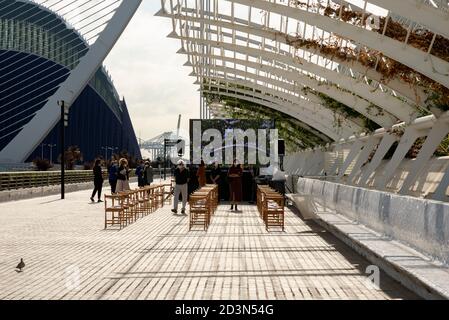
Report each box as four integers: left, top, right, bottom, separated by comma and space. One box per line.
16, 259, 25, 273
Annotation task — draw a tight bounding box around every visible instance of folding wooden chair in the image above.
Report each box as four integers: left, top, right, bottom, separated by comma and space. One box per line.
104, 194, 126, 229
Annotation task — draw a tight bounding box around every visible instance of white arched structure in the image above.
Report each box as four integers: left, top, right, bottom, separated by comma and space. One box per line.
160, 0, 449, 200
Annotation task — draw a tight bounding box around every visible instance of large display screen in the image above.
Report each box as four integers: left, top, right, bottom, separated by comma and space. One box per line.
189, 119, 277, 166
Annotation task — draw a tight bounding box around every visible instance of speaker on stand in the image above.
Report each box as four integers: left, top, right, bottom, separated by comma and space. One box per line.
278, 140, 285, 171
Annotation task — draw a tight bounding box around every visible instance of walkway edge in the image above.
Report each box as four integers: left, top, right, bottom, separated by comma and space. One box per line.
287, 196, 449, 300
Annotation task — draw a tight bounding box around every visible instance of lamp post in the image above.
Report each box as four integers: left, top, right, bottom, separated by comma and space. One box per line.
47, 144, 56, 164
40, 143, 45, 159
102, 147, 108, 161
108, 147, 118, 160
58, 100, 69, 200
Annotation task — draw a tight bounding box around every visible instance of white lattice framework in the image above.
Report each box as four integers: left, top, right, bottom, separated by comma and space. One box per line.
160, 0, 449, 199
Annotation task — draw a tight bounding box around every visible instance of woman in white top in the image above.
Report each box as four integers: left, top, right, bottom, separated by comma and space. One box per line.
116, 158, 131, 193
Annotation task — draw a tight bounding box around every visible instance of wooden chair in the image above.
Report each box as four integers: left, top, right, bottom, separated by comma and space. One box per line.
263, 194, 285, 232
163, 181, 174, 205
153, 185, 164, 209
104, 194, 126, 229
189, 193, 210, 231
257, 185, 285, 232
137, 188, 151, 218
119, 191, 137, 225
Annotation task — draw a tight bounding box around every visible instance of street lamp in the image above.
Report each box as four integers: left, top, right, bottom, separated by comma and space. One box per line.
101, 147, 108, 161
57, 100, 69, 200
47, 144, 57, 164
40, 143, 46, 159
108, 147, 119, 160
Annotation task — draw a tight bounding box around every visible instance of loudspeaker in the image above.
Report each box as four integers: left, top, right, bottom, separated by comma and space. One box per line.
278, 140, 285, 156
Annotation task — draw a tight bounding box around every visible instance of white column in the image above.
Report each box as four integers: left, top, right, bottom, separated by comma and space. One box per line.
348, 136, 382, 184
374, 127, 424, 190
432, 167, 449, 202
358, 133, 398, 187
399, 119, 449, 195
337, 140, 364, 180
328, 143, 345, 176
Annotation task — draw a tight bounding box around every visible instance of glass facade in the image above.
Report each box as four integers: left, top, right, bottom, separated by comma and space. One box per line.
0, 0, 141, 161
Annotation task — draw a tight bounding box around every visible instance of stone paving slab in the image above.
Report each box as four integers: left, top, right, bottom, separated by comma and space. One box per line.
0, 186, 418, 300
313, 211, 449, 300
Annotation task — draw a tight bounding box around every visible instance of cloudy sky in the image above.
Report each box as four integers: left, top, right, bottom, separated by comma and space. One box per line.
103, 1, 199, 142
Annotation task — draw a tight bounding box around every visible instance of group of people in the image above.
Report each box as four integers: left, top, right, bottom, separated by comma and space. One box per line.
89, 157, 246, 214
90, 158, 154, 203
171, 159, 244, 214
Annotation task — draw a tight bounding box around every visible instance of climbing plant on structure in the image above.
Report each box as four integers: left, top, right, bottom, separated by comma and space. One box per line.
203, 92, 331, 153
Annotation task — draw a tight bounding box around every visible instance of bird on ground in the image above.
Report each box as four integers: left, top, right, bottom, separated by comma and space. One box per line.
16, 259, 25, 273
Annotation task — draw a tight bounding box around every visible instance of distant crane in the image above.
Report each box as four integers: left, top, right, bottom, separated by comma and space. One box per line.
176, 114, 182, 138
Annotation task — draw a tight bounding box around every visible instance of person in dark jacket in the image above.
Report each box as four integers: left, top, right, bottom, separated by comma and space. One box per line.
228, 159, 243, 211
143, 161, 154, 186
136, 160, 145, 187
91, 159, 104, 203
108, 160, 118, 194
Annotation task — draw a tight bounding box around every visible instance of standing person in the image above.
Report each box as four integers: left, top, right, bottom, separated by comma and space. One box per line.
211, 161, 222, 200
171, 160, 190, 215
108, 159, 118, 194
188, 164, 199, 195
136, 160, 145, 187
228, 159, 243, 211
90, 159, 104, 203
143, 161, 154, 186
210, 162, 221, 185
197, 160, 207, 187
116, 158, 131, 193
248, 165, 258, 204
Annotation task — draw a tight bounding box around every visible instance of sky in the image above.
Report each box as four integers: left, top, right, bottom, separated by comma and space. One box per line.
103, 1, 199, 143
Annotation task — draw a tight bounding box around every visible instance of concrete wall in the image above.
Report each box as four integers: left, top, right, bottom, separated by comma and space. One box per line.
296, 178, 449, 266
286, 151, 449, 199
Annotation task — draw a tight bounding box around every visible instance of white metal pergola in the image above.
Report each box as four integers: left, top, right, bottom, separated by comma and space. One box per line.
159, 0, 449, 199
1, 0, 449, 199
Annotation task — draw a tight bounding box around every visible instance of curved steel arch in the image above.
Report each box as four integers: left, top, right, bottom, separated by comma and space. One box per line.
0, 0, 143, 163
209, 105, 330, 148
201, 79, 363, 138
186, 49, 398, 128
193, 66, 367, 133
228, 0, 449, 90
164, 6, 428, 109
169, 25, 420, 123
202, 89, 347, 140
194, 65, 365, 131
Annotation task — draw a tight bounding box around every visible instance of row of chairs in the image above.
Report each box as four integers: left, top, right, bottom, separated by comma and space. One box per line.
104, 183, 172, 230
257, 185, 285, 232
189, 184, 219, 231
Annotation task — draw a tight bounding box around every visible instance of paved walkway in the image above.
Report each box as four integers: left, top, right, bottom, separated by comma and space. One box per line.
0, 185, 418, 300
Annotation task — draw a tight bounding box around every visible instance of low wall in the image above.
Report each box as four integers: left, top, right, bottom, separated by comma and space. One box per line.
0, 182, 95, 203
295, 178, 449, 265
0, 178, 139, 203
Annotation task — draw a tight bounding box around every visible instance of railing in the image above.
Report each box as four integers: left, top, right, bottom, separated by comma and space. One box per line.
0, 169, 173, 192
0, 171, 104, 191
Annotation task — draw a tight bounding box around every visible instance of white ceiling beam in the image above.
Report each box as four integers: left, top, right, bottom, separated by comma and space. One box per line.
228, 0, 449, 90
369, 0, 449, 39
173, 31, 415, 122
